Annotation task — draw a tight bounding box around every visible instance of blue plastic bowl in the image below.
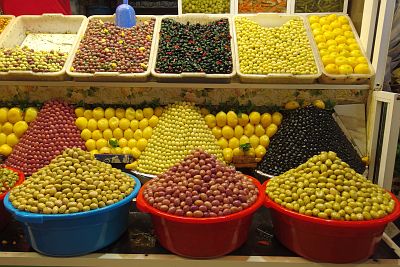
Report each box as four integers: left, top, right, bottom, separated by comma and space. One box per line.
4, 174, 141, 257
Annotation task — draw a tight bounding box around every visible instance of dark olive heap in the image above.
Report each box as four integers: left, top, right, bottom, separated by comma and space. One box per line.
143, 149, 258, 218
0, 47, 67, 72
71, 19, 155, 73
155, 18, 233, 74
0, 167, 19, 194
266, 151, 395, 221
257, 106, 365, 176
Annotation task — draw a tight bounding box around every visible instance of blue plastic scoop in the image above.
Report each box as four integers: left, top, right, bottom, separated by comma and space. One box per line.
116, 0, 136, 28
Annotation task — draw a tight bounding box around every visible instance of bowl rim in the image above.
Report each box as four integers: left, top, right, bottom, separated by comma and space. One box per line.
4, 174, 141, 222
263, 180, 400, 228
136, 175, 265, 224
0, 166, 25, 201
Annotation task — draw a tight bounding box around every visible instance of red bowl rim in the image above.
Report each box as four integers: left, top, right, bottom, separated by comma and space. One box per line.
0, 166, 25, 201
263, 180, 400, 228
136, 175, 265, 224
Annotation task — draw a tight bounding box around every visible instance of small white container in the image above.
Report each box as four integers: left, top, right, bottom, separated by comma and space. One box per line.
0, 14, 87, 81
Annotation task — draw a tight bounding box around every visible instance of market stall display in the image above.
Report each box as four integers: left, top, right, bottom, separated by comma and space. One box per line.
137, 149, 264, 258
75, 106, 162, 156
238, 0, 287, 14
0, 107, 38, 157
5, 100, 85, 176
256, 105, 365, 176
4, 147, 140, 256
307, 14, 374, 84
264, 151, 400, 263
0, 14, 86, 80
234, 14, 320, 83
152, 15, 235, 82
67, 15, 157, 82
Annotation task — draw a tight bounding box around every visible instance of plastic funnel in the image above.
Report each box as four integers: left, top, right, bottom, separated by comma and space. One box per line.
116, 0, 136, 28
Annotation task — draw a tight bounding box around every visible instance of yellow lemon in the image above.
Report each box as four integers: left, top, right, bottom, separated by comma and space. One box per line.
121, 147, 131, 155
97, 118, 109, 131
75, 117, 88, 130
0, 144, 12, 156
104, 107, 115, 119
348, 43, 360, 51
83, 109, 93, 119
259, 135, 270, 147
7, 107, 23, 123
314, 35, 326, 44
239, 135, 250, 145
80, 129, 92, 141
260, 113, 272, 128
309, 15, 320, 24
335, 36, 347, 44
332, 28, 344, 38
330, 51, 339, 58
143, 107, 154, 119
228, 137, 240, 149
103, 129, 113, 140
327, 45, 338, 53
335, 56, 349, 66
222, 125, 234, 140
266, 124, 278, 138
148, 115, 159, 128
254, 124, 265, 137
337, 43, 350, 51
313, 100, 326, 109
135, 109, 144, 120
354, 63, 370, 74
112, 147, 123, 154
124, 129, 134, 140
244, 123, 254, 137
115, 108, 125, 119
212, 126, 222, 139
245, 147, 255, 157
319, 49, 329, 57
338, 16, 349, 25
347, 57, 358, 68
234, 125, 244, 139
338, 64, 354, 74
323, 31, 335, 40
313, 28, 323, 37
346, 38, 357, 45
92, 130, 103, 140
216, 111, 227, 127
226, 111, 238, 127
238, 113, 249, 126
85, 139, 96, 151
13, 121, 28, 137
357, 57, 368, 64
249, 135, 259, 148
109, 117, 119, 130
223, 148, 233, 163
134, 129, 143, 140
249, 111, 261, 125
119, 138, 128, 148
75, 107, 85, 117
330, 20, 342, 29
154, 106, 163, 117
96, 138, 108, 150
125, 107, 136, 120
0, 108, 8, 123
321, 25, 332, 32
342, 24, 351, 31
285, 101, 300, 110
93, 107, 104, 120
326, 39, 338, 47
143, 126, 153, 139
130, 120, 139, 131
350, 50, 362, 57
128, 139, 137, 149
325, 63, 339, 74
87, 119, 98, 131
113, 128, 124, 139
204, 114, 216, 128
139, 118, 149, 130
327, 14, 337, 22
90, 149, 99, 157
119, 118, 130, 130
24, 107, 38, 123
131, 147, 141, 159
2, 122, 13, 135
137, 138, 148, 151
322, 55, 335, 65
343, 30, 354, 39
99, 147, 111, 154
319, 17, 329, 26
310, 23, 321, 30
217, 137, 229, 149
255, 145, 267, 158
233, 147, 244, 157
272, 112, 283, 126
6, 133, 18, 147
0, 133, 6, 145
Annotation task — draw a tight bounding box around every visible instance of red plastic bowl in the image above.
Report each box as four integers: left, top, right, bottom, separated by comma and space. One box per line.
137, 176, 265, 258
263, 181, 400, 263
0, 166, 25, 231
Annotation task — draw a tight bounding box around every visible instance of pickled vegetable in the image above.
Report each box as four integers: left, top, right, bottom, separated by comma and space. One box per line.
295, 0, 344, 13
239, 0, 286, 13
0, 167, 19, 194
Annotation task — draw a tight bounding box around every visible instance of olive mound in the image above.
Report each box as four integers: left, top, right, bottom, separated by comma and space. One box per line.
0, 167, 19, 194
266, 151, 395, 221
143, 149, 259, 218
9, 148, 135, 214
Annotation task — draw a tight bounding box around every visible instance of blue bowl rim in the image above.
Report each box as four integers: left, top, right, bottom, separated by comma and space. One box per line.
4, 173, 141, 223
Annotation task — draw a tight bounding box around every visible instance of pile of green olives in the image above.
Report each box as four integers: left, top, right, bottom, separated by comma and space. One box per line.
266, 151, 395, 221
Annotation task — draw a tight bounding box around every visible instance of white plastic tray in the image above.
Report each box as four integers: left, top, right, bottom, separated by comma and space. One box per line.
233, 13, 322, 84
151, 14, 236, 83
66, 15, 158, 82
305, 14, 375, 84
0, 14, 87, 81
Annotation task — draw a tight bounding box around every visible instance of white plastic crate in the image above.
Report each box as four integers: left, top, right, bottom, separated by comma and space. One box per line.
0, 14, 87, 81
233, 13, 321, 84
66, 15, 158, 82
